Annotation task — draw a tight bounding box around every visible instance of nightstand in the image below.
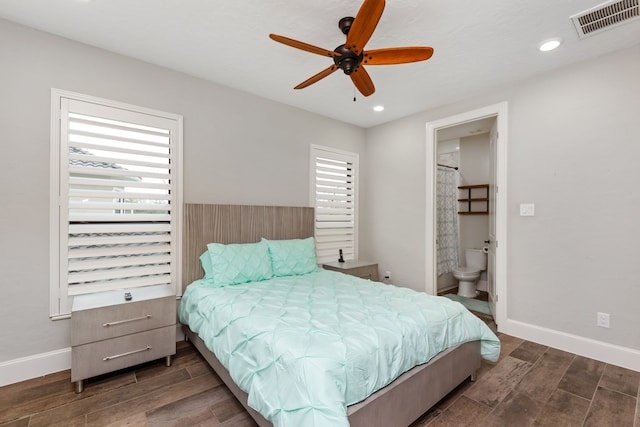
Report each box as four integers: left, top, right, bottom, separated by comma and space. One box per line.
323, 260, 379, 281
70, 284, 176, 393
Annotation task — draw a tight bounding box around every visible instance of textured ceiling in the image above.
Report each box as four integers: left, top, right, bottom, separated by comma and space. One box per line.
1, 0, 639, 128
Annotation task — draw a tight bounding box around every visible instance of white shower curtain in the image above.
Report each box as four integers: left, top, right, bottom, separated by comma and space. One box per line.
436, 166, 459, 276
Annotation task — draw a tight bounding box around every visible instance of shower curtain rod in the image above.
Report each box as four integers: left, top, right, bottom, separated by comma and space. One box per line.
437, 163, 458, 170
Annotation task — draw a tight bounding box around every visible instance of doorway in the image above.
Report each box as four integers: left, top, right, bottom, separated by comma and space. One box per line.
425, 103, 507, 328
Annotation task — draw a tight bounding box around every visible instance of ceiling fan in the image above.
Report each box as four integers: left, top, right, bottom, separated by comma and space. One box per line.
269, 0, 434, 97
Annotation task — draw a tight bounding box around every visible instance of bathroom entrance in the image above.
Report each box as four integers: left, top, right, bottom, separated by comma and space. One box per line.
435, 118, 493, 296
425, 103, 507, 326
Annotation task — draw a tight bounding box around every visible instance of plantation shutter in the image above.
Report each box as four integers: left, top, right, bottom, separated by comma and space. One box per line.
58, 97, 180, 302
310, 145, 359, 264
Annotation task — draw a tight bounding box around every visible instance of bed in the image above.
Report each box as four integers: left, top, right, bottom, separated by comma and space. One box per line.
180, 204, 500, 427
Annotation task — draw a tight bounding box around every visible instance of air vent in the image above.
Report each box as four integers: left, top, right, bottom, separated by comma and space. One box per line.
571, 0, 639, 38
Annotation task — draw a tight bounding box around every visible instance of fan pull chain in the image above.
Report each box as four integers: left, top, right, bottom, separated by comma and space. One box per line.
353, 85, 357, 102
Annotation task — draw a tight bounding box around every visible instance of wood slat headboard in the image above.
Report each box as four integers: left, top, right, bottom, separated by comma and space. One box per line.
182, 204, 315, 291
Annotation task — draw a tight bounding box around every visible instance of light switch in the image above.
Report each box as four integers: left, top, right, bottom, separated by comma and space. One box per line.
520, 203, 535, 216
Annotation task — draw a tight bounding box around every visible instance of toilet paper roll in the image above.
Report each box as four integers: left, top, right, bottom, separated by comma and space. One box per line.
482, 246, 489, 254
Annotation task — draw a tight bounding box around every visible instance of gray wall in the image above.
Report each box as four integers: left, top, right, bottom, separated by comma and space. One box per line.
458, 134, 490, 270
361, 43, 640, 352
0, 19, 365, 362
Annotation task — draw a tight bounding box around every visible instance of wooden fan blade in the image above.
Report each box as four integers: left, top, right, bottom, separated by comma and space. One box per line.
364, 46, 434, 65
294, 65, 338, 90
345, 0, 385, 56
350, 66, 375, 97
269, 34, 341, 58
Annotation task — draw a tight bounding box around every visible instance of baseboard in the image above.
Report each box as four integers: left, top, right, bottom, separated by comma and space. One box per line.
437, 285, 457, 294
4, 321, 637, 387
1, 324, 186, 387
0, 347, 71, 387
501, 318, 640, 372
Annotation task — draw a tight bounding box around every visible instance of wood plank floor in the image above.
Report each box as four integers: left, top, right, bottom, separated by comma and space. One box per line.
1, 316, 639, 426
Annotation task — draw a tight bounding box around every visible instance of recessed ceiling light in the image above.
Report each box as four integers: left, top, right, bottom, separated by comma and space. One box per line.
538, 38, 562, 52
373, 105, 384, 112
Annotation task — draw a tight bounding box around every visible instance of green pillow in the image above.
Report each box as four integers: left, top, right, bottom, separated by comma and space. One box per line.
199, 251, 214, 279
206, 240, 273, 286
263, 237, 319, 277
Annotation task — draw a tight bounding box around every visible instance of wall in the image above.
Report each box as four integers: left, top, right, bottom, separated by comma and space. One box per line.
361, 43, 640, 367
435, 134, 490, 291
458, 134, 490, 277
0, 19, 365, 371
436, 138, 459, 168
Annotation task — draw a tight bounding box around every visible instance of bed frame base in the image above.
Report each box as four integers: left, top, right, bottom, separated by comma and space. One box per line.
181, 205, 482, 426
183, 327, 480, 427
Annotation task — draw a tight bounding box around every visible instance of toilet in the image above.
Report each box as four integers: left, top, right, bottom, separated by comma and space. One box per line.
453, 248, 487, 298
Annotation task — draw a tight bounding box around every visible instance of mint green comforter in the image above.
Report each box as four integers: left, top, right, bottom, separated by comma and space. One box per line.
179, 270, 500, 427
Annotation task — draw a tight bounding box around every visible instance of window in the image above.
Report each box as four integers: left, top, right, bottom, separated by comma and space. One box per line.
309, 145, 359, 264
50, 90, 182, 318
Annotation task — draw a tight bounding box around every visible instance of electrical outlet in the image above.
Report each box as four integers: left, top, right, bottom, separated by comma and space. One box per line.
383, 271, 391, 283
597, 312, 610, 328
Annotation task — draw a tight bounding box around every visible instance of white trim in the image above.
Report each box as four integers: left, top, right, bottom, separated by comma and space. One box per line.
0, 348, 71, 387
501, 319, 640, 372
51, 88, 184, 121
425, 102, 508, 330
50, 91, 63, 317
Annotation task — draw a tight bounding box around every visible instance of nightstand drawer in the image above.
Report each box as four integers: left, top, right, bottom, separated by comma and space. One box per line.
71, 295, 175, 346
71, 326, 176, 382
345, 265, 377, 280
323, 260, 379, 282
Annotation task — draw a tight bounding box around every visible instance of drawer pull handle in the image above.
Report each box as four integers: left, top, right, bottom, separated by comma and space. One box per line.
103, 346, 152, 361
103, 314, 152, 327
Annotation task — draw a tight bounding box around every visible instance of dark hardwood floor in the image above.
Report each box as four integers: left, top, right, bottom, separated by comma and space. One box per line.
2, 311, 639, 426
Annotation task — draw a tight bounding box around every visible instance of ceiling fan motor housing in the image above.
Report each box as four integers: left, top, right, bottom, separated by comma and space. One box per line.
333, 44, 364, 74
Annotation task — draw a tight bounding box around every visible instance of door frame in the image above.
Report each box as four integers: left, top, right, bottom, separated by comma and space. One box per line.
425, 102, 508, 328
